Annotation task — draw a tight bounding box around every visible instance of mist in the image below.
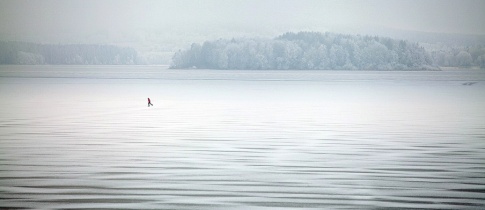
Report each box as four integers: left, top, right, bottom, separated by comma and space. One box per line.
2, 1, 485, 209
1, 0, 485, 65
1, 0, 485, 44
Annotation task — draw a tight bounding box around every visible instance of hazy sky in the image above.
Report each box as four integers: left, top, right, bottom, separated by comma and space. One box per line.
1, 0, 484, 43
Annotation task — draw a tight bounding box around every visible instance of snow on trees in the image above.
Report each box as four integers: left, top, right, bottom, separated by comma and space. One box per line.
170, 32, 436, 70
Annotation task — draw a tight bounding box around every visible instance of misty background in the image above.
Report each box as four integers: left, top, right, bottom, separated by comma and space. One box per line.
2, 1, 485, 208
1, 0, 485, 65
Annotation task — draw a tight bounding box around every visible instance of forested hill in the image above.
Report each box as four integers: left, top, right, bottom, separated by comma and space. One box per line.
171, 31, 438, 70
0, 41, 138, 65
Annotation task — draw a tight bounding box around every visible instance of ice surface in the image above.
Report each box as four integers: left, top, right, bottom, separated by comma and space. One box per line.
1, 66, 485, 209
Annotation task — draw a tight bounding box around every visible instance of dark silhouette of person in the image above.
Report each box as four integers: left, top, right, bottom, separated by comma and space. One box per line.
148, 98, 153, 107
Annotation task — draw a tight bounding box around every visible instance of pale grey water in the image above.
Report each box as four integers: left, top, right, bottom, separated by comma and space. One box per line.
1, 66, 485, 209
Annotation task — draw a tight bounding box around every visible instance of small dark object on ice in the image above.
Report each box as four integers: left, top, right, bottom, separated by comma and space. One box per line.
148, 98, 153, 107
462, 82, 477, 86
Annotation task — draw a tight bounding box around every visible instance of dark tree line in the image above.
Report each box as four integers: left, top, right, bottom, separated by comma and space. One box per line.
171, 31, 437, 70
0, 41, 138, 65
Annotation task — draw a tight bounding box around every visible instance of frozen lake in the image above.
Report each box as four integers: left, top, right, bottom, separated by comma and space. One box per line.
1, 65, 485, 209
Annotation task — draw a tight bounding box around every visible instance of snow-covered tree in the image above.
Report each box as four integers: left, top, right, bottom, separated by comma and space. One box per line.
170, 31, 436, 70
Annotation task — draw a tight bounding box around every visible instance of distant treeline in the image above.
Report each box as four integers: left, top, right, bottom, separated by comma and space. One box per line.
0, 41, 138, 65
428, 44, 485, 68
171, 31, 439, 70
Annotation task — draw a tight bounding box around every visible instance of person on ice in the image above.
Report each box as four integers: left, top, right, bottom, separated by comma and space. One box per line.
148, 97, 153, 107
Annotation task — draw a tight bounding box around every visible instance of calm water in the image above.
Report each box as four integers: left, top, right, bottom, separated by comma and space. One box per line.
1, 66, 485, 209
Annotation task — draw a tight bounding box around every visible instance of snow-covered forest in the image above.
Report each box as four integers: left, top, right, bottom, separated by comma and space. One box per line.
171, 31, 485, 70
1, 32, 484, 69
171, 32, 437, 70
427, 44, 485, 68
0, 41, 138, 65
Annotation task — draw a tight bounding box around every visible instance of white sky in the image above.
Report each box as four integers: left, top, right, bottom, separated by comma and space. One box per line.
1, 0, 484, 43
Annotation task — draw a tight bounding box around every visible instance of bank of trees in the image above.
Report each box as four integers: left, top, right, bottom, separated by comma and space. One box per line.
171, 31, 436, 70
3, 32, 483, 68
0, 41, 138, 65
428, 44, 485, 68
